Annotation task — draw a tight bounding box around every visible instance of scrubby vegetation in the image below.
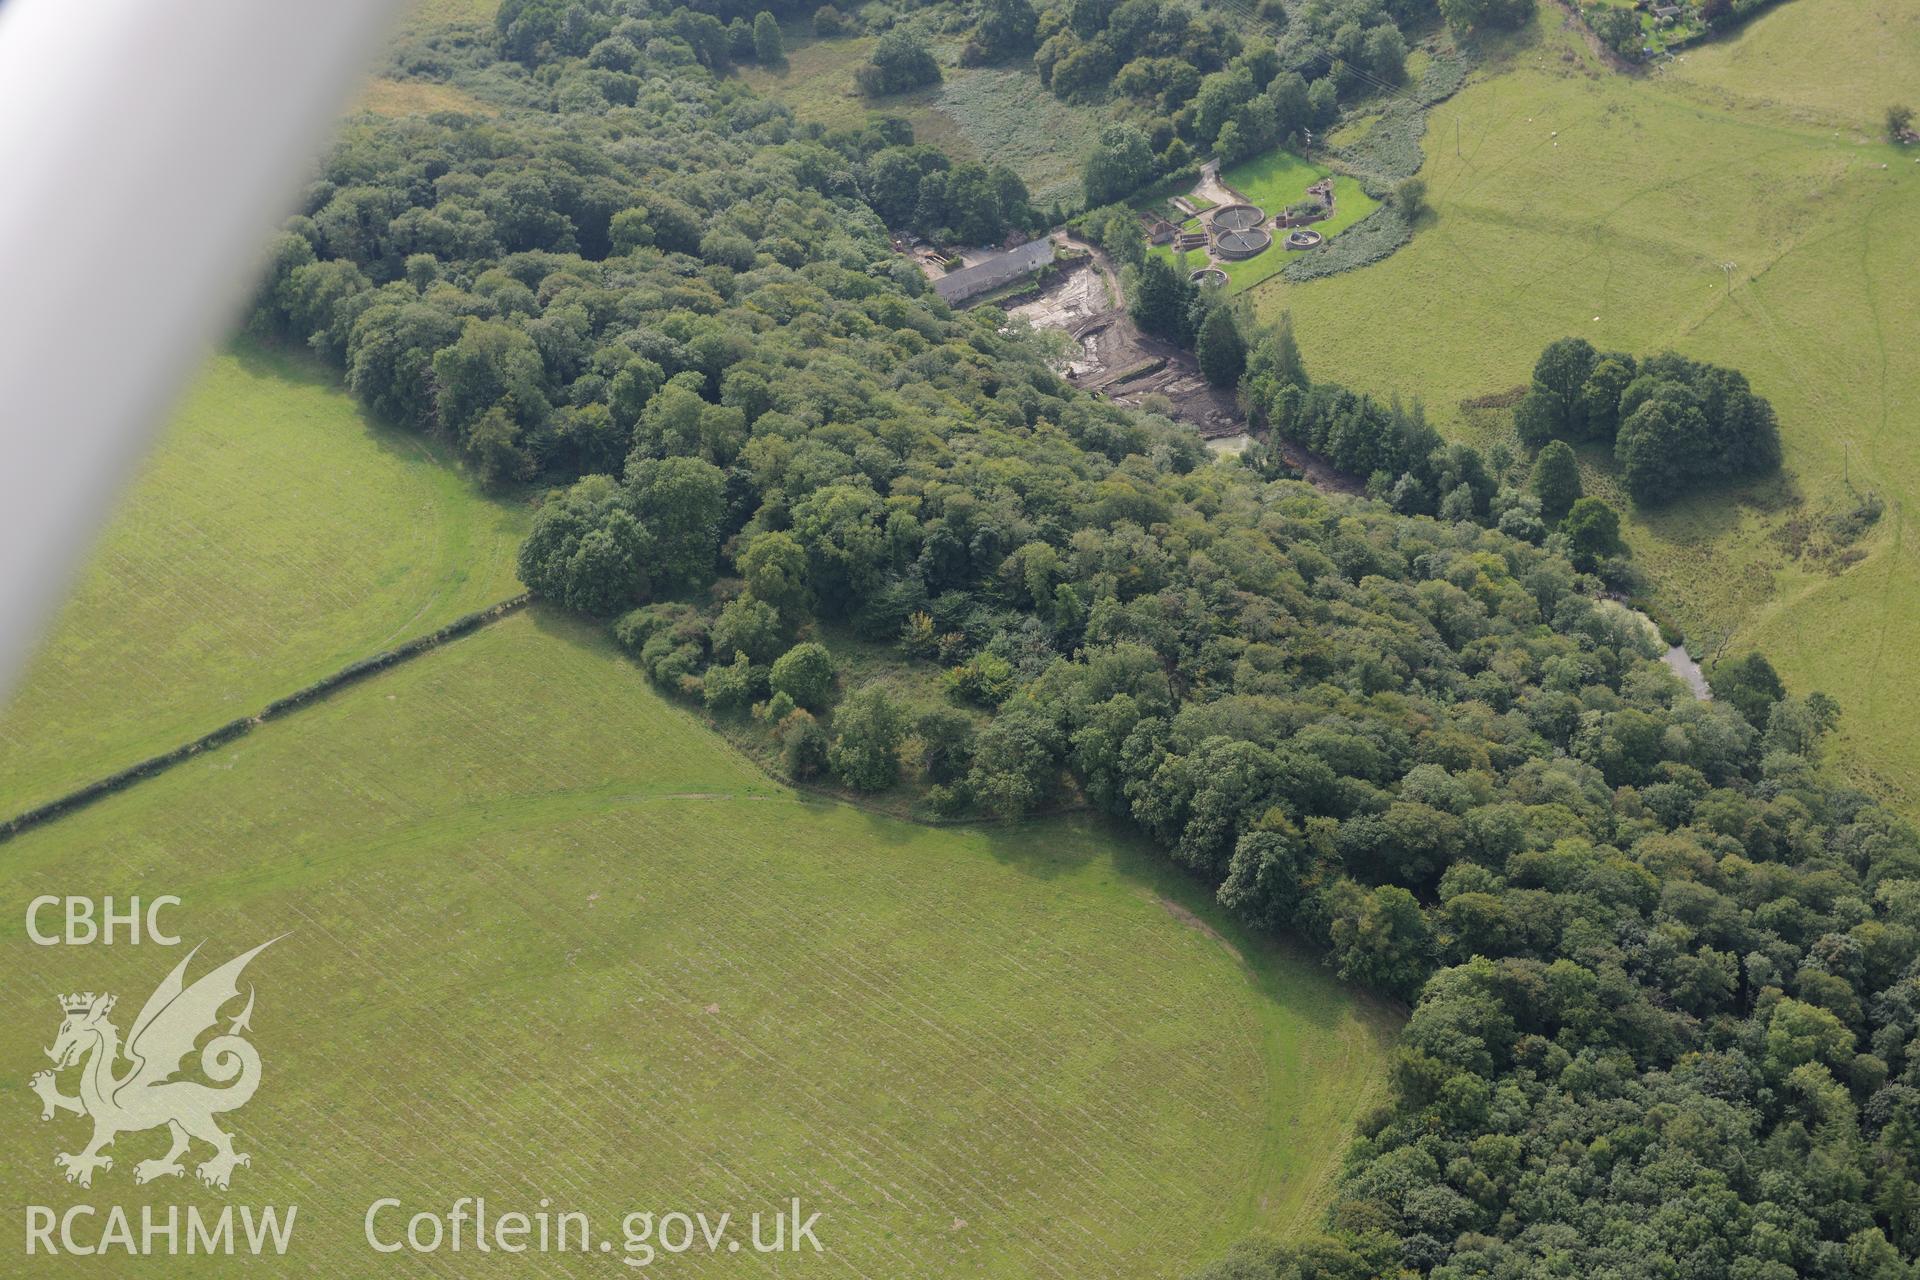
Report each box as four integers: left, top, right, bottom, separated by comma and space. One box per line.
1438, 0, 1535, 36
1268, 45, 1466, 284
230, 2, 1920, 1276
961, 0, 1039, 65
1584, 3, 1646, 60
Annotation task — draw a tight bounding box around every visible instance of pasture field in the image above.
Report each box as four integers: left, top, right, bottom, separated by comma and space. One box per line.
737, 30, 886, 133
1669, 0, 1920, 128
0, 344, 528, 817
924, 63, 1106, 208
741, 32, 1104, 209
395, 0, 499, 36
0, 609, 1397, 1277
357, 0, 500, 119
1250, 0, 1920, 807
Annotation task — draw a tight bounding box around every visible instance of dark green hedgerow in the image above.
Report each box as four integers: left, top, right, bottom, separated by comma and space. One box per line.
0, 595, 530, 841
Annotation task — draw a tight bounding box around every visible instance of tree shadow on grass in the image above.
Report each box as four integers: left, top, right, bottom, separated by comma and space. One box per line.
515, 601, 1399, 1041
1631, 467, 1800, 548
516, 602, 1397, 1027
1573, 437, 1797, 550
229, 333, 539, 511
962, 809, 1401, 1029
230, 331, 336, 389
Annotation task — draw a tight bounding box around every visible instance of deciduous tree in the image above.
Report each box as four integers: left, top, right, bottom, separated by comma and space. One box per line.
770, 641, 837, 710
752, 11, 784, 64
1529, 439, 1582, 521
1082, 123, 1155, 208
1558, 496, 1624, 571
626, 456, 726, 591
828, 685, 907, 791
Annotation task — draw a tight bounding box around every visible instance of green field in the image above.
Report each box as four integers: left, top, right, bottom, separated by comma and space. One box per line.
359, 75, 495, 117
1219, 151, 1329, 214
738, 29, 886, 132
1669, 0, 1920, 127
0, 608, 1396, 1276
1249, 0, 1920, 808
0, 344, 528, 817
395, 0, 499, 36
741, 32, 1104, 208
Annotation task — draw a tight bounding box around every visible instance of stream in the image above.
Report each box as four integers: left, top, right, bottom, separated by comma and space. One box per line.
1615, 598, 1710, 702
1662, 643, 1711, 701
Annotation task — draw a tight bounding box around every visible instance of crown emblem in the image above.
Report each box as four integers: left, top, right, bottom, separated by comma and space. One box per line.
60, 992, 113, 1016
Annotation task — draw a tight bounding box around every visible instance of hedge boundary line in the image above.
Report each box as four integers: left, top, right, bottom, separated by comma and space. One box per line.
0, 593, 532, 843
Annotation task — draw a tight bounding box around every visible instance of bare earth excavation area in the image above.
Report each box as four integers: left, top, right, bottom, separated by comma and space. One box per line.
1005, 239, 1360, 486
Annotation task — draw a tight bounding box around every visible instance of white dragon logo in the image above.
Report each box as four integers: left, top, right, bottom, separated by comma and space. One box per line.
30, 939, 279, 1191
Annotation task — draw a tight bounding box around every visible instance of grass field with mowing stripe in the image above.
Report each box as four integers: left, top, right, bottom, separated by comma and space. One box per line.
0, 343, 527, 817
0, 609, 1397, 1277
1220, 151, 1327, 214
1249, 1, 1920, 808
